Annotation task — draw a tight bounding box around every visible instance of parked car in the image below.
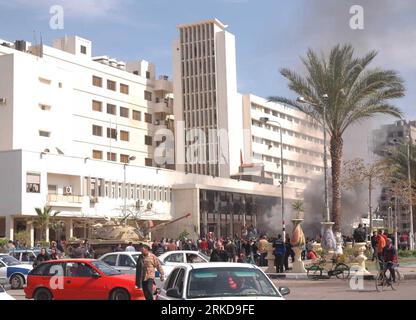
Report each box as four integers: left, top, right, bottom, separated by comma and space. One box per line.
0, 254, 33, 289
8, 249, 51, 265
158, 251, 209, 265
157, 263, 290, 300
98, 251, 173, 288
0, 285, 15, 300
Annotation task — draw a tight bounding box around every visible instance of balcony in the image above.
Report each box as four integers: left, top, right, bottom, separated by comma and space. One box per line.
154, 100, 173, 114
47, 194, 84, 208
154, 75, 173, 93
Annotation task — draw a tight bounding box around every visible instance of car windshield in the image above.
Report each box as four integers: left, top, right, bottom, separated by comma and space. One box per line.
131, 254, 140, 263
0, 255, 21, 266
199, 252, 210, 261
90, 261, 122, 276
187, 267, 280, 299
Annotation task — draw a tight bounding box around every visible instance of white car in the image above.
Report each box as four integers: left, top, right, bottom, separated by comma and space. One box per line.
157, 263, 290, 300
0, 285, 15, 301
98, 251, 174, 288
0, 254, 33, 289
158, 251, 209, 265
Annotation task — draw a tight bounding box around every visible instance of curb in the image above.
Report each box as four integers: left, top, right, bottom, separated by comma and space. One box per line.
266, 273, 416, 280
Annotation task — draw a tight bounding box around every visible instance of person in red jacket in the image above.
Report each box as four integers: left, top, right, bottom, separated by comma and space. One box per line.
199, 238, 209, 255
376, 230, 387, 261
382, 238, 398, 283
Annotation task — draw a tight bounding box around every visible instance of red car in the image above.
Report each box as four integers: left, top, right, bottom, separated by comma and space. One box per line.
24, 259, 145, 300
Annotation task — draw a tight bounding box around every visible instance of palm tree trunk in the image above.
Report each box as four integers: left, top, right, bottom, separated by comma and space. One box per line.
330, 135, 343, 232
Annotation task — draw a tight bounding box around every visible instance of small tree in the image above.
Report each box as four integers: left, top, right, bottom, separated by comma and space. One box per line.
34, 206, 60, 241
292, 200, 304, 219
343, 158, 393, 231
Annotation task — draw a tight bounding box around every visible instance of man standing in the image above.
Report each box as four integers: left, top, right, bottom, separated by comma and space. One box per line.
273, 235, 285, 273
371, 231, 378, 261
126, 242, 136, 252
353, 224, 367, 243
258, 236, 268, 267
376, 229, 387, 261
135, 243, 164, 300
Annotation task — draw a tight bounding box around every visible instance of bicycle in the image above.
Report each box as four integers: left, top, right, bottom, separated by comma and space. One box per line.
307, 257, 350, 280
375, 260, 401, 292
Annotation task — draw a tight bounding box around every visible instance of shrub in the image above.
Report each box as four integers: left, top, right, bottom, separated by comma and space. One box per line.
178, 230, 190, 241
14, 231, 31, 246
0, 238, 9, 253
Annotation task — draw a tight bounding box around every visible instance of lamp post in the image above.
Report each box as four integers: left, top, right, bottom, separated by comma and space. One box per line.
123, 156, 136, 225
406, 125, 414, 250
260, 116, 285, 241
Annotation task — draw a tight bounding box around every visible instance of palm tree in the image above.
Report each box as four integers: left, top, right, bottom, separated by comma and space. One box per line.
269, 44, 405, 231
292, 200, 304, 219
34, 206, 60, 241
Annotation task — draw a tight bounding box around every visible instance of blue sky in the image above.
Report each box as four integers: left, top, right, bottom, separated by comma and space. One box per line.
0, 0, 415, 126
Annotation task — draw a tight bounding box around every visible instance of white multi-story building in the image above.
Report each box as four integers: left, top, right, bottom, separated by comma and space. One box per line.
0, 19, 326, 245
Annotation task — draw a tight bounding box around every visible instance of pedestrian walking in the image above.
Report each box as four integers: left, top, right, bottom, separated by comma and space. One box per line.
135, 243, 164, 301
258, 235, 268, 267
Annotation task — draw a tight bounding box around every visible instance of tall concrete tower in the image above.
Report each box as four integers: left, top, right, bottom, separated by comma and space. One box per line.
172, 19, 243, 178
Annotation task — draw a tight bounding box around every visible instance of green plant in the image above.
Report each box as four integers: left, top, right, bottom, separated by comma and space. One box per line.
178, 230, 190, 241
270, 44, 405, 231
292, 200, 304, 218
35, 240, 50, 248
14, 231, 31, 246
0, 238, 9, 252
34, 206, 60, 241
398, 249, 414, 258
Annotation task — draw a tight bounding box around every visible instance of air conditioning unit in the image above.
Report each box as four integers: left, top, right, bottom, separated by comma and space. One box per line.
63, 186, 72, 195
0, 98, 6, 105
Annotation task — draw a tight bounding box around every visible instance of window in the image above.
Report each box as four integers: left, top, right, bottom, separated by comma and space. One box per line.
80, 45, 87, 54
26, 172, 40, 193
38, 77, 51, 85
92, 150, 103, 160
144, 91, 152, 101
48, 185, 57, 195
107, 128, 117, 139
107, 152, 116, 161
92, 76, 102, 87
120, 84, 129, 95
66, 262, 95, 278
164, 253, 184, 263
144, 113, 152, 124
107, 80, 116, 91
92, 100, 102, 112
92, 125, 102, 136
120, 107, 129, 118
120, 154, 130, 163
107, 104, 116, 115
119, 255, 135, 267
145, 158, 153, 167
39, 130, 50, 137
39, 104, 51, 111
120, 130, 129, 141
133, 110, 141, 121
145, 135, 152, 146
146, 71, 151, 79
101, 254, 117, 266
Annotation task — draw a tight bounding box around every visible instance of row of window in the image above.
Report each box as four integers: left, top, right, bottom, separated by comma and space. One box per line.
252, 120, 324, 145
92, 100, 153, 123
252, 135, 324, 159
181, 58, 216, 78
180, 24, 214, 44
258, 152, 323, 173
92, 125, 152, 145
251, 104, 321, 131
92, 75, 130, 94
181, 73, 216, 93
86, 177, 171, 202
92, 150, 153, 165
265, 171, 311, 184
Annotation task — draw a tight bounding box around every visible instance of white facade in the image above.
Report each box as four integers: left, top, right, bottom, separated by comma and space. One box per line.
173, 19, 244, 178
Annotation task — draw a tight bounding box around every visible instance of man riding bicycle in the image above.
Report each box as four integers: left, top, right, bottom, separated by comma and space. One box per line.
380, 238, 398, 283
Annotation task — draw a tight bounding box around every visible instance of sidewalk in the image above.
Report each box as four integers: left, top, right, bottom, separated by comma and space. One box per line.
262, 265, 416, 280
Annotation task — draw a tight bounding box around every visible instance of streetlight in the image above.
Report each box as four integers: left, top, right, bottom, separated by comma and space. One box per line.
123, 156, 136, 225
405, 124, 415, 250
260, 116, 286, 241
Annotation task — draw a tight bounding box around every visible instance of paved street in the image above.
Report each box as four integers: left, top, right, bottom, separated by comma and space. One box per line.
273, 279, 416, 300
7, 279, 416, 300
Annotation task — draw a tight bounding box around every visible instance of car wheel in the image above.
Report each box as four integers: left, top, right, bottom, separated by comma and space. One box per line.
34, 288, 53, 300
110, 288, 130, 300
10, 274, 24, 289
